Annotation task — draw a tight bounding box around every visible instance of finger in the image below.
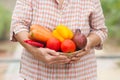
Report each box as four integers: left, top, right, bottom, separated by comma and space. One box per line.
46, 48, 59, 56
85, 44, 90, 50
51, 55, 69, 61
76, 51, 88, 57
71, 57, 80, 61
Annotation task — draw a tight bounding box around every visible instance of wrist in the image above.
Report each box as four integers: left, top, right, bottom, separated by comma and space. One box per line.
25, 44, 40, 56
87, 37, 93, 48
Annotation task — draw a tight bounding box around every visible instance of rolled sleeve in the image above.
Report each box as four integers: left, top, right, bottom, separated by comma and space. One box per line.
90, 0, 108, 50
10, 0, 33, 41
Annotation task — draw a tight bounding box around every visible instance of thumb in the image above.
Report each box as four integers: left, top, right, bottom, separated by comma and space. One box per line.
85, 45, 90, 51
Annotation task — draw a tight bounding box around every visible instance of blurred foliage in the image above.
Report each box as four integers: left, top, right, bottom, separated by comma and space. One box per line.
0, 6, 11, 40
101, 0, 120, 42
0, 0, 120, 43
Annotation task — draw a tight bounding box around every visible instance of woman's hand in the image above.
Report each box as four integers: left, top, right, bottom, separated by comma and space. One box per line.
34, 48, 70, 65
69, 32, 102, 63
14, 31, 70, 65
69, 38, 92, 63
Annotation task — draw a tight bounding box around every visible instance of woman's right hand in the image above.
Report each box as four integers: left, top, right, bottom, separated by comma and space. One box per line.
14, 31, 70, 65
34, 48, 70, 65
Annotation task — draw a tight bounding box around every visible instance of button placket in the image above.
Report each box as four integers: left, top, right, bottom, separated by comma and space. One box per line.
59, 10, 63, 24
56, 0, 70, 24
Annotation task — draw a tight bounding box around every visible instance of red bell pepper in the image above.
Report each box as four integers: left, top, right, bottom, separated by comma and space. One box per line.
24, 40, 44, 47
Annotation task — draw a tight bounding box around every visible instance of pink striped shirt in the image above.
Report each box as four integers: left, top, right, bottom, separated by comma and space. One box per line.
10, 0, 108, 80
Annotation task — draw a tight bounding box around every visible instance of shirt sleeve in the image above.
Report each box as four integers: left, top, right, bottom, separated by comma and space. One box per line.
10, 0, 33, 41
90, 0, 108, 50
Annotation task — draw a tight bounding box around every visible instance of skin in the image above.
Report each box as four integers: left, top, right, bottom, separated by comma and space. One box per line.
15, 30, 101, 65
70, 33, 101, 63
59, 0, 64, 4
14, 0, 101, 65
15, 31, 70, 65
58, 0, 64, 8
58, 0, 102, 63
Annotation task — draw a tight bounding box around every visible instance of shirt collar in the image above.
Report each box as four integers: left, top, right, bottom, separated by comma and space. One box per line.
55, 0, 70, 9
56, 0, 60, 4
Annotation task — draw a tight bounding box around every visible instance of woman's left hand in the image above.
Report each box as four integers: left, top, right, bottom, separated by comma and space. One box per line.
69, 38, 92, 63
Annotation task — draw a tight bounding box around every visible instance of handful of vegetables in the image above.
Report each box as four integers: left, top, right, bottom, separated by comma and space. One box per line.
52, 24, 73, 42
25, 24, 87, 58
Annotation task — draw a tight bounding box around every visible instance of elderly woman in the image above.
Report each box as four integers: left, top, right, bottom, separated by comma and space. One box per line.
10, 0, 108, 80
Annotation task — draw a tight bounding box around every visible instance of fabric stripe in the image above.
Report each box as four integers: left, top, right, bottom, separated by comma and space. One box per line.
10, 0, 107, 80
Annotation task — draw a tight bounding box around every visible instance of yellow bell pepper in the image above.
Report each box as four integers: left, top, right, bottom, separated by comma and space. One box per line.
52, 30, 64, 42
52, 24, 73, 42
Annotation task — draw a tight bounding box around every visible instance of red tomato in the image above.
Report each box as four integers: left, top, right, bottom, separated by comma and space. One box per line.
46, 38, 61, 51
61, 39, 76, 53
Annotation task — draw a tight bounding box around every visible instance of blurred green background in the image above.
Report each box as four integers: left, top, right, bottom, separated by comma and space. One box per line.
0, 6, 11, 40
0, 0, 120, 44
0, 0, 120, 80
101, 0, 120, 44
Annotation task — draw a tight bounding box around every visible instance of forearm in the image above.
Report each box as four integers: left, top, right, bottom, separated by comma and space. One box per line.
87, 33, 101, 48
14, 31, 38, 55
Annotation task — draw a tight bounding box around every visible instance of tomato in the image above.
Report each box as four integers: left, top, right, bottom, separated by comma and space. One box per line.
61, 39, 76, 53
46, 38, 61, 51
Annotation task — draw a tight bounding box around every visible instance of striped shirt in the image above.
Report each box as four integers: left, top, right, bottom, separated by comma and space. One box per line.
10, 0, 108, 80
